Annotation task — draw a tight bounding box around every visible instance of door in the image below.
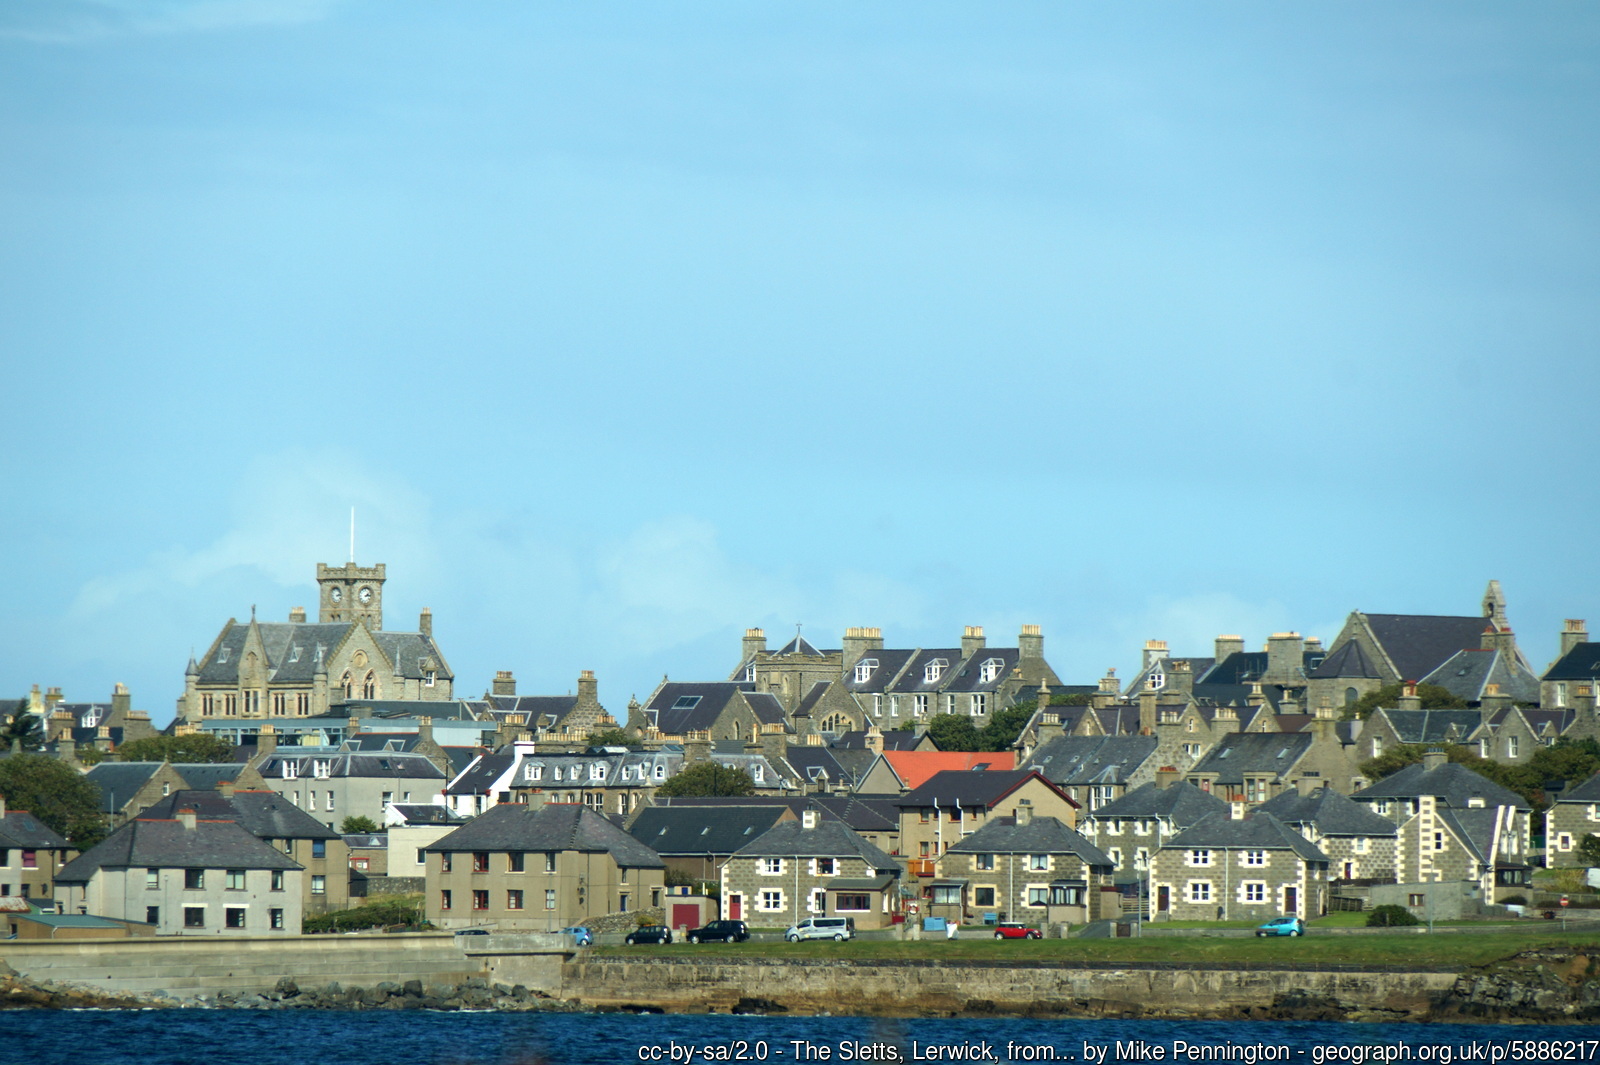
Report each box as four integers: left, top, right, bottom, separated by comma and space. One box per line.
671, 903, 698, 930
727, 894, 742, 920
1157, 885, 1170, 913
1283, 886, 1297, 916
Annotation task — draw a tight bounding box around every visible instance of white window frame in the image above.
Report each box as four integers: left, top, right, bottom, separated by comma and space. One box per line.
760, 857, 784, 875
758, 889, 785, 912
1241, 850, 1265, 867
854, 659, 877, 684
1187, 880, 1212, 903
1188, 849, 1212, 867
1242, 881, 1266, 903
979, 658, 1003, 684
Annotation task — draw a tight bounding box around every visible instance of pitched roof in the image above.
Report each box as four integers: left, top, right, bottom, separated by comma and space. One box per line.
774, 634, 827, 657
1368, 708, 1488, 745
1361, 613, 1491, 682
1025, 735, 1160, 787
878, 750, 1015, 790
171, 763, 252, 791
1164, 811, 1329, 862
1307, 640, 1384, 680
895, 769, 1067, 810
1187, 732, 1313, 784
84, 762, 167, 814
426, 803, 663, 867
845, 649, 918, 693
1084, 781, 1229, 828
56, 817, 301, 881
939, 648, 1021, 694
945, 815, 1112, 865
1422, 648, 1540, 704
808, 794, 899, 833
1255, 787, 1397, 837
1351, 760, 1530, 811
626, 804, 792, 857
388, 803, 470, 825
643, 683, 747, 734
782, 745, 849, 787
0, 809, 70, 850
138, 789, 339, 840
1542, 642, 1600, 682
446, 750, 513, 796
732, 817, 899, 869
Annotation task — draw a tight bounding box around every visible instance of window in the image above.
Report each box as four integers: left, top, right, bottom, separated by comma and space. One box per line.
526, 764, 543, 782
932, 885, 963, 905
327, 791, 335, 811
836, 893, 869, 911
1243, 882, 1265, 903
759, 890, 785, 912
225, 907, 247, 929
270, 908, 284, 930
312, 759, 331, 779
976, 854, 995, 871
752, 764, 764, 784
979, 658, 1003, 684
282, 762, 298, 780
1028, 854, 1050, 871
970, 694, 987, 716
545, 852, 557, 873
308, 790, 317, 812
146, 906, 159, 925
914, 694, 928, 717
545, 889, 556, 910
924, 659, 947, 683
1242, 850, 1265, 867
1134, 848, 1149, 870
509, 852, 525, 873
1371, 735, 1384, 757
440, 890, 452, 911
185, 869, 205, 890
1354, 837, 1369, 854
1408, 893, 1426, 907
761, 857, 784, 875
441, 853, 453, 873
473, 890, 489, 911
1187, 881, 1213, 903
1559, 833, 1573, 851
890, 696, 900, 718
973, 887, 996, 907
619, 893, 630, 912
507, 889, 524, 910
269, 869, 284, 891
226, 869, 246, 891
590, 764, 606, 782
653, 764, 666, 781
311, 875, 326, 895
1026, 888, 1049, 907
473, 852, 490, 872
312, 840, 326, 860
1507, 736, 1520, 759
1434, 832, 1445, 852
854, 659, 877, 683
146, 868, 159, 890
670, 695, 702, 710
1188, 850, 1211, 867
184, 907, 205, 928
872, 694, 883, 717
814, 857, 835, 876
1107, 848, 1122, 868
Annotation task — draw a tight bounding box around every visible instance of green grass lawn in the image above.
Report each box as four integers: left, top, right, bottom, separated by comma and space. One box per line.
596, 929, 1600, 969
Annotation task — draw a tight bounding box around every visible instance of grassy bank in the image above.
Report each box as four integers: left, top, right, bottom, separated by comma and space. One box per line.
594, 928, 1599, 969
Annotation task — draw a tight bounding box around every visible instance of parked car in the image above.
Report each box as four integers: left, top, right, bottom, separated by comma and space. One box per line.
560, 926, 594, 946
625, 924, 674, 945
452, 927, 492, 938
1256, 916, 1305, 937
785, 916, 855, 942
686, 920, 749, 944
992, 921, 1041, 940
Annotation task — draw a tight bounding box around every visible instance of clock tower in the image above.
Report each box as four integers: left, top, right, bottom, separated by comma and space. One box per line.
317, 561, 386, 629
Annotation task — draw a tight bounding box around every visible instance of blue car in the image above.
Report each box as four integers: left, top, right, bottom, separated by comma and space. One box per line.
561, 926, 594, 946
1256, 916, 1305, 937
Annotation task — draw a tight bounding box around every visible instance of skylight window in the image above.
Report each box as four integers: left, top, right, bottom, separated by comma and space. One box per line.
671, 695, 702, 710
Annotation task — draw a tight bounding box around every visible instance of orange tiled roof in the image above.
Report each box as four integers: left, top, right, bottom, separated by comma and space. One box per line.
880, 750, 1015, 790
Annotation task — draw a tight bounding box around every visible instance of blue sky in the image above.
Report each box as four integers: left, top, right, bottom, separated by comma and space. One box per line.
4, 2, 1597, 726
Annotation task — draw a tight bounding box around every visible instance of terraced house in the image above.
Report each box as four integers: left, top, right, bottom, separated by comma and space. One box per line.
1149, 807, 1330, 922
0, 797, 73, 904
721, 809, 902, 928
933, 800, 1115, 927
1078, 775, 1229, 885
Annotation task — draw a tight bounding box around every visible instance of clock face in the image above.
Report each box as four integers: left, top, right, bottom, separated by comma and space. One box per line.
329, 587, 343, 602
358, 586, 373, 603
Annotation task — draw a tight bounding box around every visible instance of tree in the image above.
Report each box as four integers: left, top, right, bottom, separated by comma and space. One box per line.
1366, 904, 1419, 927
1576, 834, 1600, 867
1346, 683, 1467, 720
978, 704, 1037, 753
0, 699, 45, 753
339, 815, 382, 834
116, 733, 238, 764
585, 728, 633, 748
0, 753, 106, 848
654, 762, 756, 797
925, 713, 982, 752
1359, 738, 1600, 816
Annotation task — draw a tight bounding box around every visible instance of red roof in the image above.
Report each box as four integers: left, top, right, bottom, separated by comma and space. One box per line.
879, 750, 1015, 790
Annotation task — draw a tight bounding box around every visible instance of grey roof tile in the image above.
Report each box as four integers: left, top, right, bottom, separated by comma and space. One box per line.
945, 815, 1112, 865
426, 803, 663, 867
1164, 810, 1329, 862
56, 816, 301, 881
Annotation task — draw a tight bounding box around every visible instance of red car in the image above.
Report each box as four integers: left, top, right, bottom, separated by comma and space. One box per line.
992, 921, 1041, 940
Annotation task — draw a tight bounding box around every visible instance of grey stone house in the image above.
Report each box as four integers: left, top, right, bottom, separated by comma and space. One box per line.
1543, 770, 1600, 867
1150, 808, 1330, 922
1255, 783, 1399, 884
934, 800, 1115, 926
256, 747, 446, 828
1023, 734, 1162, 813
627, 803, 797, 884
722, 810, 902, 929
1078, 776, 1230, 884
1184, 723, 1357, 803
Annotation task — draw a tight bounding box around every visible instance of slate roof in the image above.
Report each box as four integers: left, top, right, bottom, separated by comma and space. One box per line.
425, 803, 664, 867
1368, 708, 1487, 745
258, 751, 444, 781
1186, 732, 1313, 784
1542, 642, 1600, 682
388, 803, 470, 825
1422, 648, 1540, 704
84, 763, 166, 814
1255, 787, 1397, 837
0, 809, 70, 849
940, 648, 1021, 694
1096, 706, 1142, 734
1026, 735, 1159, 787
329, 700, 482, 721
889, 649, 969, 694
783, 745, 849, 787
845, 649, 918, 694
1361, 613, 1492, 683
774, 634, 827, 657
138, 789, 340, 840
830, 730, 924, 751
895, 769, 1066, 810
732, 817, 900, 870
876, 750, 1015, 790
1164, 811, 1330, 862
945, 815, 1113, 865
796, 682, 831, 717
809, 794, 899, 833
56, 817, 301, 881
171, 763, 252, 791
1438, 807, 1497, 864
643, 683, 747, 734
1351, 760, 1530, 811
745, 693, 788, 726
489, 694, 577, 729
1083, 781, 1229, 828
627, 804, 792, 857
1307, 640, 1383, 680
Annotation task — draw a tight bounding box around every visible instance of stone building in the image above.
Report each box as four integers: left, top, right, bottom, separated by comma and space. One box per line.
0, 796, 73, 905
1150, 807, 1330, 922
721, 809, 902, 929
1255, 782, 1399, 884
893, 769, 1080, 882
1544, 770, 1600, 866
424, 803, 665, 931
1078, 775, 1229, 884
933, 800, 1115, 927
177, 561, 454, 724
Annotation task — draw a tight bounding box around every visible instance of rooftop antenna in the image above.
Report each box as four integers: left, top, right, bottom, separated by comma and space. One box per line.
349, 507, 356, 564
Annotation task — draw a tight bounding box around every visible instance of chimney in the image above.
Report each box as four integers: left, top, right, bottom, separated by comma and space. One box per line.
44, 686, 63, 712
1296, 776, 1320, 797
177, 807, 197, 830
1481, 683, 1513, 711
1562, 619, 1589, 657
1576, 685, 1596, 715
219, 780, 236, 799
1093, 669, 1119, 709
347, 715, 361, 738
1422, 748, 1447, 772
802, 809, 817, 830
1246, 683, 1265, 709
289, 606, 307, 623
1398, 682, 1422, 711
1015, 798, 1033, 826
1138, 690, 1157, 732
1018, 624, 1043, 662
1215, 635, 1245, 663
577, 670, 599, 710
1155, 765, 1181, 789
1230, 800, 1246, 820
419, 608, 433, 638
1265, 633, 1304, 685
418, 715, 434, 744
58, 735, 77, 764
492, 671, 516, 697
743, 627, 769, 664
864, 725, 884, 754
1142, 640, 1169, 670
961, 626, 986, 659
1166, 660, 1194, 697
95, 725, 112, 753
1304, 637, 1324, 654
684, 730, 712, 765
257, 723, 278, 756
759, 722, 789, 768
111, 683, 131, 721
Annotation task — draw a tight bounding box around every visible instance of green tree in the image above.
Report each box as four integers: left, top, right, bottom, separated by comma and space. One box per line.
1366, 904, 1419, 927
977, 703, 1037, 752
0, 699, 45, 753
925, 713, 982, 752
1346, 683, 1468, 720
75, 746, 110, 766
0, 753, 107, 848
585, 728, 634, 748
654, 762, 756, 797
1575, 834, 1600, 867
116, 733, 238, 763
339, 815, 381, 834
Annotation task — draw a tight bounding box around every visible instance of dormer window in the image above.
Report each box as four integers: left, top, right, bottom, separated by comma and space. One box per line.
312, 759, 331, 779
552, 767, 563, 782
590, 764, 606, 782
218, 647, 231, 664
923, 658, 947, 683
752, 764, 764, 783
282, 762, 298, 780
289, 646, 301, 663
653, 764, 666, 781
854, 659, 878, 684
525, 765, 542, 782
979, 658, 1003, 684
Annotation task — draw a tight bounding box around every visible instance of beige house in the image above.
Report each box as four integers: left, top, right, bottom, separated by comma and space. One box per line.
893, 770, 1079, 881
0, 797, 74, 905
424, 803, 665, 931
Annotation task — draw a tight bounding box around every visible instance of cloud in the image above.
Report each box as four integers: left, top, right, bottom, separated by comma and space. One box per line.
1, 0, 339, 43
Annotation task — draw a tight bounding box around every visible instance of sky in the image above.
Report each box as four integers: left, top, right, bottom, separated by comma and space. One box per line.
3, 2, 1598, 727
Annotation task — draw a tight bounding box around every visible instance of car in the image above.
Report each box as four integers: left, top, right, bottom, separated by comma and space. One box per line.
1256, 916, 1305, 937
560, 926, 594, 946
785, 916, 855, 942
992, 921, 1041, 940
452, 927, 492, 937
686, 920, 749, 944
624, 924, 673, 945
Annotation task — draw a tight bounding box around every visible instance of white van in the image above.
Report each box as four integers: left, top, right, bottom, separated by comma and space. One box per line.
785, 916, 855, 942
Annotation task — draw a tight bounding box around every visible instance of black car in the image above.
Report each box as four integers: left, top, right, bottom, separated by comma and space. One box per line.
624, 924, 674, 945
686, 920, 749, 944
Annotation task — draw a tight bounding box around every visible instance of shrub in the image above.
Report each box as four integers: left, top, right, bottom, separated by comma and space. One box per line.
1499, 895, 1527, 906
303, 895, 427, 934
1366, 904, 1419, 927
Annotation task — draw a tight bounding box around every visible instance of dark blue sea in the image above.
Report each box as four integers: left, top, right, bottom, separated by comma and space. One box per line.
1, 1012, 1590, 1065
